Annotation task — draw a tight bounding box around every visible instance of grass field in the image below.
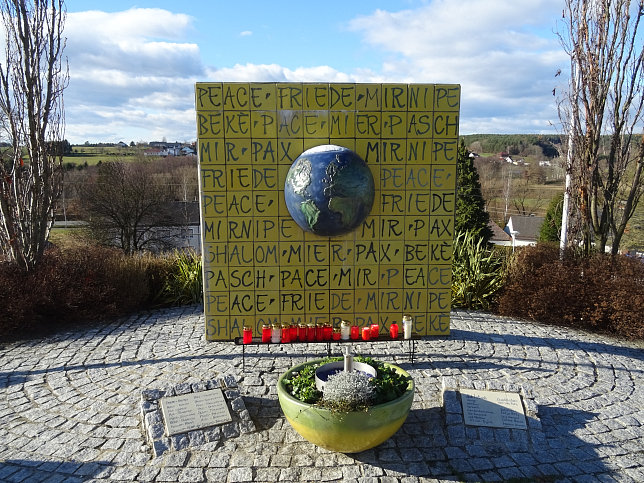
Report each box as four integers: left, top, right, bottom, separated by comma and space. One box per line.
63, 145, 151, 166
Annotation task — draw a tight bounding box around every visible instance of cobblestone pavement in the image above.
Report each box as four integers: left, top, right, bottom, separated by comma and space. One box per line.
1, 306, 643, 482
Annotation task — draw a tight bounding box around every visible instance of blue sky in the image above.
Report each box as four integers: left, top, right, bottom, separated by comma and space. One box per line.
63, 0, 568, 144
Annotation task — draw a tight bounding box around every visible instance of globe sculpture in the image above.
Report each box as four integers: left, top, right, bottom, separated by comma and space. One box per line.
284, 145, 375, 236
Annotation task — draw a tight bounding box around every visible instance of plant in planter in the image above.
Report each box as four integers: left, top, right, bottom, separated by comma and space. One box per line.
278, 356, 414, 453
322, 369, 375, 412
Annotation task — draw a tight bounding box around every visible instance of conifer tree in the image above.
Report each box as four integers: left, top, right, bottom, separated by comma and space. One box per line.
539, 193, 565, 243
455, 139, 492, 243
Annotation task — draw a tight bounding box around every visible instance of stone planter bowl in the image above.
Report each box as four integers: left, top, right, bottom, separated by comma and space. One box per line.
277, 359, 414, 453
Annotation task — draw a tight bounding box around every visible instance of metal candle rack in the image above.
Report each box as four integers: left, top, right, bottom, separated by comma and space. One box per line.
233, 334, 420, 372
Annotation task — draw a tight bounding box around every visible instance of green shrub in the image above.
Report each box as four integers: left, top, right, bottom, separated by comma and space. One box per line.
157, 250, 203, 306
451, 230, 508, 310
497, 244, 644, 338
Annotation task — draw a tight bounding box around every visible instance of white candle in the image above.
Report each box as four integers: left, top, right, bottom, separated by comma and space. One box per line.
340, 320, 351, 340
403, 315, 413, 339
271, 324, 281, 343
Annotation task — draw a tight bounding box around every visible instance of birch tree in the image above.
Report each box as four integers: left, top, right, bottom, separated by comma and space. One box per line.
0, 0, 68, 270
558, 0, 644, 255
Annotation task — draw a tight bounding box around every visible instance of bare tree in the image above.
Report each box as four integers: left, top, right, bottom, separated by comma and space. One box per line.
0, 0, 67, 270
558, 0, 644, 254
80, 161, 176, 255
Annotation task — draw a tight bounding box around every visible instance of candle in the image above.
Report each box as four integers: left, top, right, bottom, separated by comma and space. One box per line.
403, 314, 413, 339
298, 324, 307, 342
243, 326, 252, 344
340, 320, 351, 340
332, 328, 341, 341
261, 324, 272, 343
390, 322, 399, 339
370, 323, 379, 339
281, 324, 290, 343
315, 324, 324, 342
307, 324, 316, 342
323, 323, 333, 340
361, 326, 371, 341
350, 325, 359, 340
289, 324, 297, 341
271, 324, 281, 343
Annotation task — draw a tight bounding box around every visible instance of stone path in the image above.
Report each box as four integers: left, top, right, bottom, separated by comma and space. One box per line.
1, 306, 643, 482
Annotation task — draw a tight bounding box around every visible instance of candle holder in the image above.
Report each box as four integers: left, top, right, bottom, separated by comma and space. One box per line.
390, 322, 399, 339
307, 324, 316, 342
323, 323, 333, 341
271, 324, 281, 343
298, 324, 307, 342
361, 326, 371, 341
261, 324, 272, 343
281, 324, 290, 343
243, 326, 252, 344
340, 320, 351, 340
402, 314, 413, 340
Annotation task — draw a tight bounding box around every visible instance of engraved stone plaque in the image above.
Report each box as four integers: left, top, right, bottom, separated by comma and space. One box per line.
460, 389, 527, 430
160, 388, 232, 436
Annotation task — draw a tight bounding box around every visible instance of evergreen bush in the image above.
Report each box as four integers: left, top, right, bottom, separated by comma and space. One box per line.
451, 230, 508, 310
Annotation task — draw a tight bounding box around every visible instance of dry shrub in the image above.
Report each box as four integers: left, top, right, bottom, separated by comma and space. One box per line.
0, 244, 174, 341
497, 243, 644, 339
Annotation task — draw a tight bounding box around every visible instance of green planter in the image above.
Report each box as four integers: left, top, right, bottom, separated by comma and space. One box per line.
277, 360, 414, 453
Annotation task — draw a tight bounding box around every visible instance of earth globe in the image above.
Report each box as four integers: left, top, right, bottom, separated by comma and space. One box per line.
284, 145, 375, 237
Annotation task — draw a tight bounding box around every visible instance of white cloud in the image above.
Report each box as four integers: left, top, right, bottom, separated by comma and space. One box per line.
64, 8, 203, 143
348, 0, 567, 133
60, 3, 570, 143
206, 63, 383, 83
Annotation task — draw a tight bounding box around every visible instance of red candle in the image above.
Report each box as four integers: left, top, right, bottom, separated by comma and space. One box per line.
350, 325, 359, 340
298, 324, 307, 342
281, 325, 290, 343
289, 324, 297, 341
243, 326, 252, 344
361, 326, 371, 341
332, 328, 341, 341
370, 324, 379, 338
307, 324, 316, 342
261, 324, 271, 343
315, 324, 324, 341
390, 322, 399, 339
323, 324, 333, 340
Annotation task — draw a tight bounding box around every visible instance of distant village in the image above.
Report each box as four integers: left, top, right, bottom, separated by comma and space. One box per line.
77, 140, 197, 157
469, 151, 552, 168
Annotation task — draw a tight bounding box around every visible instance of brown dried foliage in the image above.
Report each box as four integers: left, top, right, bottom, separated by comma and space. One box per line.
0, 244, 172, 341
497, 244, 644, 339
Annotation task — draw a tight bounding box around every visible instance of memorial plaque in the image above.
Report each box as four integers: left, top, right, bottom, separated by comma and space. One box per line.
460, 389, 527, 429
160, 388, 232, 436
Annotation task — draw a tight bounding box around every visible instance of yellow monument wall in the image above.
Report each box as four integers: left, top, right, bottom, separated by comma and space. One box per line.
195, 82, 460, 340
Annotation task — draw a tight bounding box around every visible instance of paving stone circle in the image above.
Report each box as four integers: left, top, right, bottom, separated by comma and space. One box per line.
0, 306, 643, 481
